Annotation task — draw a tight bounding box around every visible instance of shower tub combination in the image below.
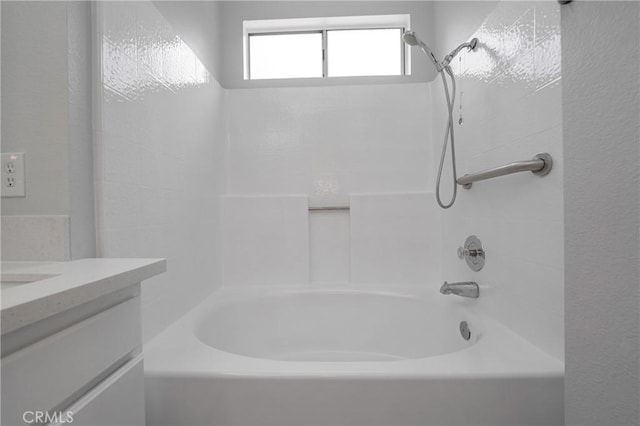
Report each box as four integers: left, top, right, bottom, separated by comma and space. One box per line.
144, 285, 563, 426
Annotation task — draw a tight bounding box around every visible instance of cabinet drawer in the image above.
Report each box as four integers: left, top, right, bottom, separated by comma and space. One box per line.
52, 355, 145, 426
1, 297, 141, 426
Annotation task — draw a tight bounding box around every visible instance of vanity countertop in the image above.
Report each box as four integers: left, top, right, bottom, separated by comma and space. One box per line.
1, 258, 166, 335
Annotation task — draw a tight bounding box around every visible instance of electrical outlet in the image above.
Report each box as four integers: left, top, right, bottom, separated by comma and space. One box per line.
1, 153, 25, 197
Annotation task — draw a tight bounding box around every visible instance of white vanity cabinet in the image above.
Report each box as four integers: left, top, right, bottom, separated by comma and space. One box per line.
1, 259, 165, 426
58, 354, 145, 426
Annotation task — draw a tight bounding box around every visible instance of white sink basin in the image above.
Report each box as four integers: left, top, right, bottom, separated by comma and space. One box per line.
1, 273, 59, 289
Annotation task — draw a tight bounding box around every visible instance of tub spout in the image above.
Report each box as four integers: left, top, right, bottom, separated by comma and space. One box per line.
440, 281, 479, 298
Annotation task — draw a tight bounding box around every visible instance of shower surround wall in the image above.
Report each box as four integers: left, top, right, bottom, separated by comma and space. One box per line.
227, 84, 433, 200
94, 0, 564, 356
224, 84, 441, 284
434, 1, 564, 359
95, 1, 226, 341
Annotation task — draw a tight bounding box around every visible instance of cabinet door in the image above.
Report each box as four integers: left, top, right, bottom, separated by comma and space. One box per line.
52, 355, 145, 426
2, 297, 141, 426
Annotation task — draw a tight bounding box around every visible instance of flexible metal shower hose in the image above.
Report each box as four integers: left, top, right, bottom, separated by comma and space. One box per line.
435, 65, 458, 209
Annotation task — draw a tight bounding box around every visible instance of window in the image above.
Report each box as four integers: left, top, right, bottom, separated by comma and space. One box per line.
327, 28, 403, 77
249, 32, 323, 79
244, 15, 410, 80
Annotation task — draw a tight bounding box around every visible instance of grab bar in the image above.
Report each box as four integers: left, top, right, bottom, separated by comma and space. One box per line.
457, 153, 553, 189
308, 206, 350, 211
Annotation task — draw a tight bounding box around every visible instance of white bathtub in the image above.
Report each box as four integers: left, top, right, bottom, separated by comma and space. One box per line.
144, 285, 564, 426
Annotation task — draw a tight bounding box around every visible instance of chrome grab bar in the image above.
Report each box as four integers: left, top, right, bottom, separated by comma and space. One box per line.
308, 206, 350, 211
457, 153, 553, 189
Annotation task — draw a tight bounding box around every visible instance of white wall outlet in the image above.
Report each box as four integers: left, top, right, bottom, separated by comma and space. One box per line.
1, 152, 26, 197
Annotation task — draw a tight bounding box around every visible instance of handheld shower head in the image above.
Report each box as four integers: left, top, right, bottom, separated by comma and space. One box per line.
402, 30, 443, 72
401, 30, 421, 46
402, 31, 481, 210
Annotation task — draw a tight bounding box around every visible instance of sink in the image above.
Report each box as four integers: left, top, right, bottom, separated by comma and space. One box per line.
1, 273, 59, 289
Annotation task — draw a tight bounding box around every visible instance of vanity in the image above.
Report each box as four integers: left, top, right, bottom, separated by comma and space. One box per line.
1, 258, 165, 426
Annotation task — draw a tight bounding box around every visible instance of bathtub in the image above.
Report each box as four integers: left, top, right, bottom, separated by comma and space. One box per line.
144, 285, 563, 426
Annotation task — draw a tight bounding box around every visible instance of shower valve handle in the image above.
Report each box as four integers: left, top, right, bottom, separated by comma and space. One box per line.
457, 247, 484, 259
457, 236, 485, 272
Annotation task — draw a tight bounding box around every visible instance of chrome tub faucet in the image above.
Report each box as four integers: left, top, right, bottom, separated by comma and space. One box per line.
440, 281, 479, 298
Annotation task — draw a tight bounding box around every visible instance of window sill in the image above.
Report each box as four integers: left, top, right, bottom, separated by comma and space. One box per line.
225, 74, 431, 90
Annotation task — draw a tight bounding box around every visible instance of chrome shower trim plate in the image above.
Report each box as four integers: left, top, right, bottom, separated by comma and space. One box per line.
458, 235, 485, 272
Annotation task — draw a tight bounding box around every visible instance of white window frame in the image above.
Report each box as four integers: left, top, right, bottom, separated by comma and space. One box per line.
243, 15, 411, 80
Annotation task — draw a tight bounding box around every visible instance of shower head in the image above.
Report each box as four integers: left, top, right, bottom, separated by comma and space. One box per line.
402, 30, 443, 72
401, 30, 421, 46
441, 37, 480, 68
403, 30, 480, 73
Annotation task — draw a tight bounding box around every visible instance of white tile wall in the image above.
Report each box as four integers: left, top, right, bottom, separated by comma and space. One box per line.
226, 83, 433, 206
351, 192, 441, 284
309, 211, 350, 283
95, 1, 226, 342
434, 1, 563, 359
94, 0, 563, 355
222, 195, 309, 285
224, 83, 439, 282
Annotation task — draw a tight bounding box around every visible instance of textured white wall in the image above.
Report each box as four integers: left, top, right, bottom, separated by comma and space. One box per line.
154, 1, 223, 83
431, 1, 498, 60
1, 1, 96, 260
562, 2, 640, 425
96, 1, 226, 341
1, 2, 70, 216
434, 1, 564, 360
